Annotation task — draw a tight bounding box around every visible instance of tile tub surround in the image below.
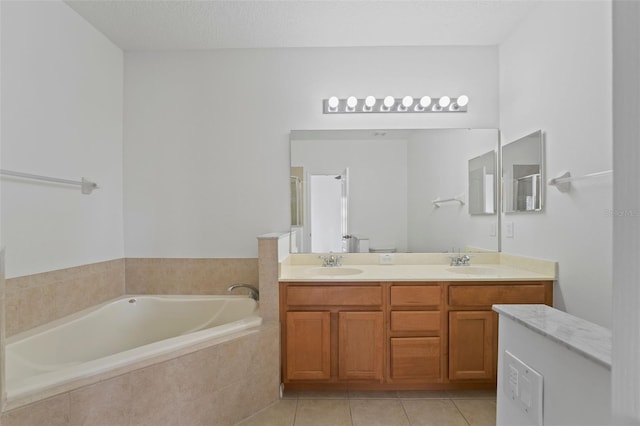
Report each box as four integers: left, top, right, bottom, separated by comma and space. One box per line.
1, 321, 280, 425
258, 234, 289, 322
5, 259, 125, 336
492, 304, 612, 369
125, 258, 258, 295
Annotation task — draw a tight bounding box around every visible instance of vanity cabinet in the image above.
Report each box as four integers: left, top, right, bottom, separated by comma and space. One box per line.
447, 282, 552, 382
285, 311, 331, 380
388, 283, 443, 383
280, 283, 384, 385
448, 310, 496, 380
280, 280, 553, 391
338, 311, 384, 380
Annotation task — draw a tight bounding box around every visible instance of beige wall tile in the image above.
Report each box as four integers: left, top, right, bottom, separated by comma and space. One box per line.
175, 345, 221, 402
179, 390, 225, 426
68, 375, 131, 426
258, 238, 279, 321
1, 394, 69, 426
125, 258, 258, 295
215, 332, 258, 385
5, 259, 125, 336
130, 360, 181, 426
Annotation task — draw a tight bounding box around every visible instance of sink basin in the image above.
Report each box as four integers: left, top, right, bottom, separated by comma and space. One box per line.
446, 266, 501, 275
307, 267, 364, 276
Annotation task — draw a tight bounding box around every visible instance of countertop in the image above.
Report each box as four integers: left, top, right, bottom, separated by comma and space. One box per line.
279, 263, 555, 282
492, 304, 611, 370
279, 253, 557, 282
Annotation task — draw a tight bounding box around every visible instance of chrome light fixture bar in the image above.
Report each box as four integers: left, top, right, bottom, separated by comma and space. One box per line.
323, 95, 468, 114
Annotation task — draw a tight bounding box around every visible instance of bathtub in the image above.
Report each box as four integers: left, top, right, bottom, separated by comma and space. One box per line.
5, 295, 262, 401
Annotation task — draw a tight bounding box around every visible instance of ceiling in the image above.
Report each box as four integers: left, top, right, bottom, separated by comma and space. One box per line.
65, 0, 540, 51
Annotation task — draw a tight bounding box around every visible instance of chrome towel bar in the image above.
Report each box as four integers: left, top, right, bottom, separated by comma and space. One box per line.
0, 169, 98, 194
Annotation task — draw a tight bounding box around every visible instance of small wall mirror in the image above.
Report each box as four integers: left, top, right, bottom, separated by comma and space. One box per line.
468, 150, 497, 215
502, 130, 544, 213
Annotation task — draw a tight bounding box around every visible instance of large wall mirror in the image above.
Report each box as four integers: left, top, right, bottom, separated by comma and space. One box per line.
502, 130, 544, 213
290, 129, 500, 254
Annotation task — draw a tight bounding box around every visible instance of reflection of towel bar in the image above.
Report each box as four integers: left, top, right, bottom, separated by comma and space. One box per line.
432, 196, 465, 207
0, 169, 98, 194
548, 170, 612, 193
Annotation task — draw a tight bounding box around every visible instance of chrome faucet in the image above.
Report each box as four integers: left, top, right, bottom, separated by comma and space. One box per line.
319, 254, 343, 267
450, 254, 471, 266
227, 284, 259, 301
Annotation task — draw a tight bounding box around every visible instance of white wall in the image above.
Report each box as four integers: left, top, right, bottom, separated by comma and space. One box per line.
292, 138, 408, 252
0, 1, 124, 278
611, 1, 640, 423
499, 1, 612, 327
123, 47, 499, 258
407, 129, 499, 252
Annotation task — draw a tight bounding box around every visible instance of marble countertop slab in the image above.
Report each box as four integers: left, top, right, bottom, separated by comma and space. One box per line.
493, 304, 612, 370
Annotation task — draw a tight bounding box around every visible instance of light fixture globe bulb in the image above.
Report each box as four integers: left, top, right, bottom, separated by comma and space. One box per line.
438, 96, 451, 108
419, 96, 432, 108
364, 96, 376, 108
383, 96, 395, 108
346, 96, 358, 109
401, 96, 413, 108
328, 96, 339, 109
457, 95, 469, 107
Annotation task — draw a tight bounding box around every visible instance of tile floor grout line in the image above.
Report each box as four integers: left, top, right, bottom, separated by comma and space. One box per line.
291, 398, 299, 426
451, 398, 472, 426
399, 397, 414, 426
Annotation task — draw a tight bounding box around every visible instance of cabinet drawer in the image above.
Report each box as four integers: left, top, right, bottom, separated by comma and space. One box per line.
286, 285, 382, 306
390, 285, 440, 306
448, 284, 548, 306
390, 311, 440, 332
390, 337, 441, 380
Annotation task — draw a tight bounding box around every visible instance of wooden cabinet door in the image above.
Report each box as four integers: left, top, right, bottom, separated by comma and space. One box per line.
338, 311, 384, 381
448, 310, 496, 381
286, 311, 331, 380
390, 337, 441, 380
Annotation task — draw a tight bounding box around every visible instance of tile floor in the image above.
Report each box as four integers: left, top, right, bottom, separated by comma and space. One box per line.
236, 390, 496, 426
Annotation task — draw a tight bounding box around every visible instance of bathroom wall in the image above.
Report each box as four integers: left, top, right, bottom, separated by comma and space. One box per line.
499, 1, 612, 327
612, 1, 640, 422
407, 129, 499, 253
0, 1, 125, 279
291, 137, 408, 252
123, 47, 499, 259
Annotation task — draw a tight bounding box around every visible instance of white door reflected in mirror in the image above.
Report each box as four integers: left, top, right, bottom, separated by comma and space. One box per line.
309, 170, 349, 253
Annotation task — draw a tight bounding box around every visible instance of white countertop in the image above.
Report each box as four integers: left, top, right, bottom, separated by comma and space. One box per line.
493, 304, 611, 370
279, 263, 555, 282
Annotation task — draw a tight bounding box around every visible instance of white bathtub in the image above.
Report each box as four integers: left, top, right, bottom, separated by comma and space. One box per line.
5, 295, 262, 400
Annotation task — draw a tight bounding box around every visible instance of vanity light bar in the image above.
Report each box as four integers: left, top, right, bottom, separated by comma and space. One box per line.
323, 95, 468, 114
